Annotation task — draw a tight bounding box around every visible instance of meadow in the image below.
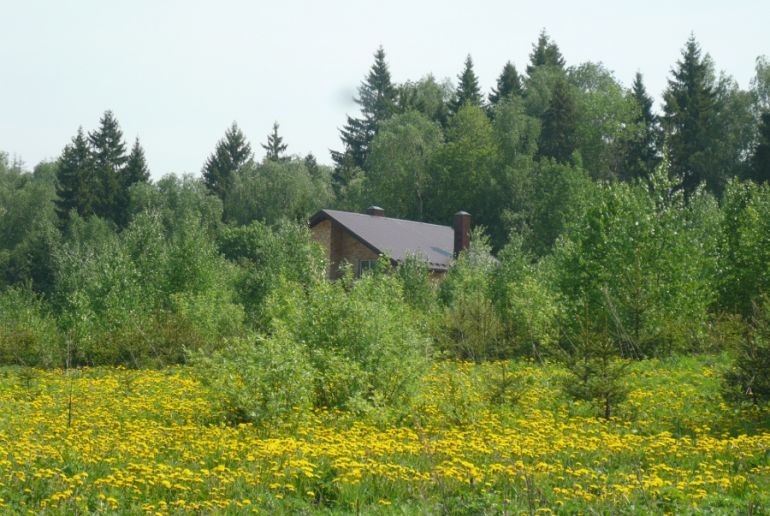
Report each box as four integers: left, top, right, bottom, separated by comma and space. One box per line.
1, 355, 768, 514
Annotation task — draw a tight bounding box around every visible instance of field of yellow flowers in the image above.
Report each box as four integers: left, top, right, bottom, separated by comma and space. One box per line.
1, 356, 769, 514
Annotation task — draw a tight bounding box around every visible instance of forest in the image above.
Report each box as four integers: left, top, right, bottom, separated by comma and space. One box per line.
2, 31, 770, 404
1, 30, 770, 512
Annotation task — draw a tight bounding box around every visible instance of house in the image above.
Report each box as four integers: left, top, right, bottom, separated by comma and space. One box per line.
309, 206, 471, 279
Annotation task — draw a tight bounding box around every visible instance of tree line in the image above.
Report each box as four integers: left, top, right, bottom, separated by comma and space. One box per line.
1, 31, 770, 421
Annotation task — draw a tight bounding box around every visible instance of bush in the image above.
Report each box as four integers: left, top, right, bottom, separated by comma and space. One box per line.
274, 269, 433, 416
191, 333, 314, 426
437, 231, 504, 361
723, 299, 770, 405
490, 237, 560, 360
560, 306, 629, 419
0, 287, 62, 367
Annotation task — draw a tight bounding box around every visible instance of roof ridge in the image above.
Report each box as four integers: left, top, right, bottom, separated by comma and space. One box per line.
320, 209, 451, 229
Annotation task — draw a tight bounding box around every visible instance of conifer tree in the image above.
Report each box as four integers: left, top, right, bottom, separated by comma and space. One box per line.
55, 127, 94, 224
202, 122, 252, 200
331, 46, 397, 171
261, 122, 288, 162
489, 61, 523, 105
304, 153, 320, 179
124, 138, 151, 185
450, 55, 483, 114
750, 111, 770, 183
89, 110, 127, 221
526, 30, 566, 76
112, 138, 151, 227
620, 72, 661, 180
537, 77, 578, 163
663, 36, 721, 194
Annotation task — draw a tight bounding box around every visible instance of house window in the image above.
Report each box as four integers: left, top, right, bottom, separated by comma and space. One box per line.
358, 259, 376, 276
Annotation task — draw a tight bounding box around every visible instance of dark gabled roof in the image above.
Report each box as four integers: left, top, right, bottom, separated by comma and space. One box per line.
309, 209, 454, 271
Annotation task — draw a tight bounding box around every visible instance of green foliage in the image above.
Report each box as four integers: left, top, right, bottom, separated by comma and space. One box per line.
751, 111, 770, 183
191, 334, 314, 426
48, 207, 239, 366
0, 162, 60, 293
438, 231, 503, 361
397, 74, 453, 127
537, 77, 578, 163
718, 180, 770, 314
569, 62, 642, 180
130, 174, 223, 236
218, 220, 326, 326
662, 37, 753, 196
0, 287, 62, 367
489, 61, 523, 106
261, 121, 288, 162
225, 158, 333, 226
491, 97, 540, 163
332, 46, 397, 171
552, 167, 718, 357
560, 310, 630, 419
527, 159, 595, 256
490, 236, 559, 359
450, 55, 483, 114
118, 138, 151, 227
55, 128, 94, 224
394, 255, 436, 311
202, 122, 253, 200
723, 299, 770, 405
53, 112, 147, 228
265, 270, 432, 416
88, 110, 128, 222
428, 104, 498, 227
620, 72, 661, 181
526, 30, 565, 77
365, 111, 442, 220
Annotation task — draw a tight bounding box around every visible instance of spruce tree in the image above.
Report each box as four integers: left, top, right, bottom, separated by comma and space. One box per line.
450, 55, 483, 114
750, 111, 770, 183
304, 153, 321, 179
537, 77, 578, 163
663, 36, 721, 194
112, 138, 151, 227
89, 110, 127, 221
620, 73, 661, 181
489, 61, 523, 105
202, 122, 252, 200
526, 30, 566, 76
261, 122, 288, 162
55, 127, 94, 224
124, 138, 151, 185
331, 46, 397, 171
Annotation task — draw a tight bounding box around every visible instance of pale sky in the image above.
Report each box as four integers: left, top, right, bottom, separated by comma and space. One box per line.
1, 0, 768, 179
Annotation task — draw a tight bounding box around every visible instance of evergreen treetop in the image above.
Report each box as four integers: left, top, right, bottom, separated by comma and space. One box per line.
527, 30, 566, 76
88, 110, 128, 221
124, 138, 151, 185
89, 110, 127, 171
55, 127, 94, 223
537, 77, 578, 163
331, 46, 397, 170
451, 55, 483, 114
620, 72, 661, 181
663, 35, 721, 194
262, 122, 288, 162
489, 61, 523, 105
202, 122, 252, 199
632, 72, 656, 126
751, 111, 770, 183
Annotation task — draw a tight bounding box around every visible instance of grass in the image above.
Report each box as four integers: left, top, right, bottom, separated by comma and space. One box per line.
0, 355, 768, 514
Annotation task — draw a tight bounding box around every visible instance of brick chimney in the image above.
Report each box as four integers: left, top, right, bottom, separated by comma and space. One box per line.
453, 211, 471, 257
367, 206, 385, 217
